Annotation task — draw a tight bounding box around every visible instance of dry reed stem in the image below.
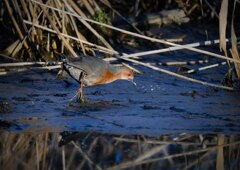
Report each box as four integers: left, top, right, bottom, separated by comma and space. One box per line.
4, 0, 30, 52
186, 61, 227, 74
216, 135, 225, 170
78, 137, 99, 169
71, 141, 103, 170
20, 0, 32, 21
219, 0, 228, 56
40, 2, 78, 58
12, 0, 42, 58
230, 0, 240, 79
1, 51, 16, 61
158, 59, 209, 66
23, 20, 117, 54
69, 14, 87, 55
204, 0, 219, 18
60, 2, 65, 53
65, 147, 78, 169
29, 0, 240, 64
183, 151, 212, 170
0, 65, 61, 75
62, 146, 66, 170
82, 0, 95, 16
107, 140, 240, 170
99, 0, 143, 34
0, 61, 61, 67
36, 137, 40, 170
113, 137, 216, 146
41, 133, 48, 170
120, 38, 231, 59
135, 145, 166, 162
2, 40, 22, 57
64, 0, 114, 51
115, 56, 234, 90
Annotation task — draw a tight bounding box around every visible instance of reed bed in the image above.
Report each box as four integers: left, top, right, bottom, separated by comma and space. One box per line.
0, 131, 239, 170
0, 0, 239, 90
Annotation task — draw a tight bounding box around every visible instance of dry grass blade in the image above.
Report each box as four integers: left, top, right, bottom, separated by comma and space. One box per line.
41, 133, 48, 170
64, 0, 114, 51
23, 20, 117, 55
29, 0, 240, 64
78, 137, 99, 169
99, 0, 143, 34
36, 137, 40, 170
62, 146, 66, 170
69, 14, 87, 55
107, 140, 240, 170
40, 2, 78, 58
135, 145, 166, 162
219, 0, 228, 56
183, 151, 213, 170
71, 141, 103, 170
216, 135, 225, 170
4, 0, 30, 53
113, 137, 215, 146
230, 0, 240, 79
2, 40, 22, 57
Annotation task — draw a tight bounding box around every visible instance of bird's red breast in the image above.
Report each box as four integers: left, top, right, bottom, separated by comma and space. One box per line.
92, 69, 118, 85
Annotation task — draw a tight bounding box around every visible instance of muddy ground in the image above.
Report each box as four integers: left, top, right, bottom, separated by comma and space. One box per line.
1, 43, 240, 135
1, 19, 240, 170
1, 21, 240, 135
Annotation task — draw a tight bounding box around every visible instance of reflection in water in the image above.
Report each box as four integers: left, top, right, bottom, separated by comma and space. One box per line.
0, 131, 239, 170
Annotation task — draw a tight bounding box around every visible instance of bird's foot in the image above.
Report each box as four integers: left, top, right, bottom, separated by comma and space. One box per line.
69, 90, 88, 104
76, 93, 88, 104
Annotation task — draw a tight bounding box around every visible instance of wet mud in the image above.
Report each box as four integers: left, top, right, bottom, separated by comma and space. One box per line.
0, 62, 240, 134
1, 20, 240, 170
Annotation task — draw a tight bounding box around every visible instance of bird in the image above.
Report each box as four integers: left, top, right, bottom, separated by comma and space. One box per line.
57, 55, 136, 102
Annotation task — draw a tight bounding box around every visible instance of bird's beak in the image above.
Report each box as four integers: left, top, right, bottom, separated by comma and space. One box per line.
131, 79, 137, 86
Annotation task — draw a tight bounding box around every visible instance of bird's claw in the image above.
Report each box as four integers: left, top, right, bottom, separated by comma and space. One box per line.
69, 90, 87, 104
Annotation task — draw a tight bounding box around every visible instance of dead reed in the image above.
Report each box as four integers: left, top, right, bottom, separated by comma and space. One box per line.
0, 0, 239, 89
0, 131, 239, 170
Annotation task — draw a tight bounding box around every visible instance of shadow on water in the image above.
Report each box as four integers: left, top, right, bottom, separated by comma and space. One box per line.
0, 131, 239, 170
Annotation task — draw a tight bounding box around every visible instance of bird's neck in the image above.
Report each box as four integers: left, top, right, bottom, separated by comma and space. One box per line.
114, 66, 126, 80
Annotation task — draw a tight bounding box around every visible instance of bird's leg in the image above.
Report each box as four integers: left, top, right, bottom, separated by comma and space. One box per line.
77, 83, 84, 102
69, 73, 88, 104
76, 83, 88, 103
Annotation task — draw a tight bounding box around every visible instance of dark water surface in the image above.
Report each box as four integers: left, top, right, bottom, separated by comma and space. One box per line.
1, 22, 240, 169
0, 65, 240, 134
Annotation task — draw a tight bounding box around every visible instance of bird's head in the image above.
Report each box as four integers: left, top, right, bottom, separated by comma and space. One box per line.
120, 67, 134, 81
